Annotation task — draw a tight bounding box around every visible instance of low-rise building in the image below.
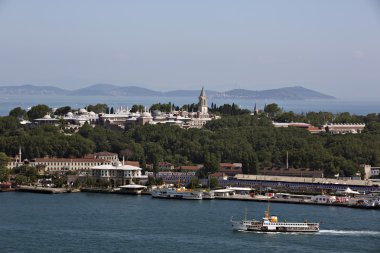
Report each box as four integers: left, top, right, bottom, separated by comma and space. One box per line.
324, 123, 365, 134
88, 152, 119, 162
362, 164, 380, 179
258, 167, 324, 178
311, 195, 336, 204
159, 162, 175, 171
219, 163, 243, 176
30, 157, 111, 172
33, 114, 58, 125
371, 167, 380, 177
209, 172, 228, 180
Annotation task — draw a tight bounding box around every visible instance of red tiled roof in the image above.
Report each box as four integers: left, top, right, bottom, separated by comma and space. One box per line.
219, 163, 234, 167
180, 165, 203, 171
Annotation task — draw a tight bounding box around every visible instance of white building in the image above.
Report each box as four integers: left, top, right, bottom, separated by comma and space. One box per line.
324, 123, 365, 134
91, 161, 148, 185
311, 195, 336, 204
99, 106, 133, 128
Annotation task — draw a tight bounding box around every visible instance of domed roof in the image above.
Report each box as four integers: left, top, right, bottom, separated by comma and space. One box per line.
142, 111, 152, 117
43, 114, 52, 119
89, 111, 96, 116
79, 108, 88, 113
66, 112, 74, 117
152, 110, 162, 116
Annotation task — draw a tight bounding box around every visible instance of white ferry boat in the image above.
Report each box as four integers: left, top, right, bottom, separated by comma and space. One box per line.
231, 206, 319, 233
151, 187, 203, 200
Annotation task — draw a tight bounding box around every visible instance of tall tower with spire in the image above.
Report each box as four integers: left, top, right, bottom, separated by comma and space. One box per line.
198, 87, 208, 117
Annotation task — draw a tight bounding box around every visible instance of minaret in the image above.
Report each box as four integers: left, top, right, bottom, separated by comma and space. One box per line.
198, 87, 208, 116
18, 146, 22, 163
253, 102, 258, 115
286, 151, 289, 169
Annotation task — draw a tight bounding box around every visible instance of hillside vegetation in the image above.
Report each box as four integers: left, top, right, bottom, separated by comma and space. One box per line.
1, 103, 380, 178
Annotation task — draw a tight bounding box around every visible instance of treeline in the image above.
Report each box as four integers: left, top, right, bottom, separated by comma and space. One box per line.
2, 103, 380, 178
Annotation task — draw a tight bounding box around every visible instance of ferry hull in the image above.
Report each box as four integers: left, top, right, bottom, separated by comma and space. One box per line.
247, 227, 319, 233
231, 219, 319, 233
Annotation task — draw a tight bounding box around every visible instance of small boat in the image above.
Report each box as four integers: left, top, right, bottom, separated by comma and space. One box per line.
151, 187, 203, 200
114, 183, 147, 195
231, 204, 319, 233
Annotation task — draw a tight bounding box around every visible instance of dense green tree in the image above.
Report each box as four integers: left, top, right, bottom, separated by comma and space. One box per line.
27, 104, 52, 120
203, 153, 220, 174
131, 104, 145, 113
149, 102, 173, 112
87, 104, 108, 113
52, 173, 67, 188
9, 107, 27, 119
78, 122, 93, 138
0, 166, 10, 182
264, 103, 282, 118
54, 106, 72, 116
209, 177, 219, 189
12, 165, 38, 184
187, 177, 200, 189
0, 152, 10, 166
0, 116, 21, 136
210, 103, 250, 116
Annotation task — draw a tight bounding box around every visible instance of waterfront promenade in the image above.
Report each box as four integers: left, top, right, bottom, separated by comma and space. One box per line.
8, 185, 379, 210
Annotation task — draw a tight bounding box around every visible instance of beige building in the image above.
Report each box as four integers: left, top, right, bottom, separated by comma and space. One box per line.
31, 158, 111, 172
7, 151, 119, 173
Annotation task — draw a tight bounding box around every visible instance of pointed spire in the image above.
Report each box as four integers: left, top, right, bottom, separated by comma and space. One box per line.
200, 86, 206, 97
254, 101, 259, 115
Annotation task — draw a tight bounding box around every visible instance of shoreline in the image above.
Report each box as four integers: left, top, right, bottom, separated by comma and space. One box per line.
6, 186, 379, 210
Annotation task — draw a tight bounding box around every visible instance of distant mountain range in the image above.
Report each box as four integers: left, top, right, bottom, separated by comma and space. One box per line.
0, 84, 335, 100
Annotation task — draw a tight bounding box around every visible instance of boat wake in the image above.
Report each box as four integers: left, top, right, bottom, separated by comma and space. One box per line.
320, 230, 380, 237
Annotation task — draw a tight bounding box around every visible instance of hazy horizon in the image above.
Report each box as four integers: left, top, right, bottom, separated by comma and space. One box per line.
0, 0, 379, 99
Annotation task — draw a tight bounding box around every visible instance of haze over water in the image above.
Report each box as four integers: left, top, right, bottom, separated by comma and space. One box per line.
1, 95, 380, 116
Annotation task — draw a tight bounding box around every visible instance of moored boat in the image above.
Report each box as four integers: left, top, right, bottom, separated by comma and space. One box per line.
114, 183, 147, 195
151, 187, 203, 200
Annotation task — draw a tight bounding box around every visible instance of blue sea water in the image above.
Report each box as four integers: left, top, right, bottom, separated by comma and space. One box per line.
1, 95, 380, 116
0, 192, 379, 253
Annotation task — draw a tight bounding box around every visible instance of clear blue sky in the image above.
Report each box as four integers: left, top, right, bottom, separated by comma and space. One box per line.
0, 0, 379, 98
